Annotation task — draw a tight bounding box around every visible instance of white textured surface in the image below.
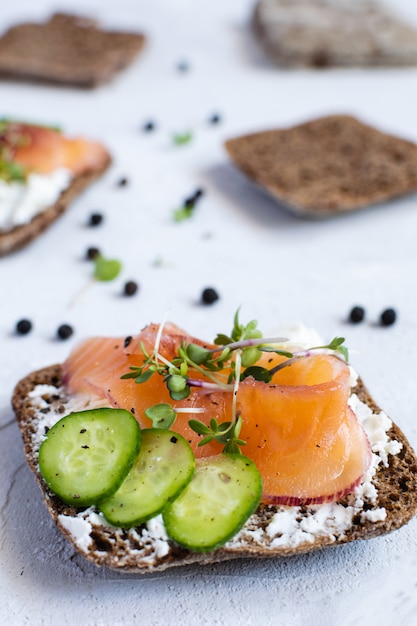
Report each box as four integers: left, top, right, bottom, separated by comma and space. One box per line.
2, 0, 417, 624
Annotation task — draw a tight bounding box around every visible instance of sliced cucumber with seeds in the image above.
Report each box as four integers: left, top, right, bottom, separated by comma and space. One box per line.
38, 408, 141, 506
99, 428, 195, 527
163, 454, 262, 552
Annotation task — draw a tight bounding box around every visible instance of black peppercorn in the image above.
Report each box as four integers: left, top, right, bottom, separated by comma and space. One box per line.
124, 281, 139, 296
16, 319, 32, 335
143, 121, 156, 132
86, 247, 100, 260
380, 308, 397, 326
348, 306, 365, 324
177, 60, 189, 72
209, 113, 221, 125
117, 177, 128, 187
201, 287, 219, 305
57, 324, 74, 340
88, 213, 103, 227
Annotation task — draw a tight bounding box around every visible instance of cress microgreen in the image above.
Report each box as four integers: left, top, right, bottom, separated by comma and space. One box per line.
172, 131, 193, 146
121, 310, 349, 454
173, 204, 195, 222
93, 255, 122, 282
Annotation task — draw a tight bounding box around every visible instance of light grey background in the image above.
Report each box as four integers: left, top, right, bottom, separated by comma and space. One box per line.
1, 1, 417, 624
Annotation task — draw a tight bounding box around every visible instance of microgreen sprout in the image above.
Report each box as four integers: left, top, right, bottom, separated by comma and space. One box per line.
172, 131, 193, 146
173, 203, 195, 222
69, 254, 123, 307
121, 310, 349, 453
93, 255, 122, 282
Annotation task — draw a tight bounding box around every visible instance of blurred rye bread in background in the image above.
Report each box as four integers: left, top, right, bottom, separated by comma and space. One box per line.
0, 13, 146, 87
225, 115, 417, 217
253, 0, 417, 68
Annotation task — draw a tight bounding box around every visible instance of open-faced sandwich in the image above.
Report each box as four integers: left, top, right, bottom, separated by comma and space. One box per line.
0, 119, 110, 256
12, 313, 417, 572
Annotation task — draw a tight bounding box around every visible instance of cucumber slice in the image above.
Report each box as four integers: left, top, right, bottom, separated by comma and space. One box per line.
99, 429, 194, 526
38, 408, 141, 506
163, 454, 262, 552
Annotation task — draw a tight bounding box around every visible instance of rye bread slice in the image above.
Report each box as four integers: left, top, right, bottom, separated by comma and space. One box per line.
12, 364, 417, 573
0, 150, 111, 256
0, 13, 146, 88
253, 0, 417, 68
225, 115, 417, 217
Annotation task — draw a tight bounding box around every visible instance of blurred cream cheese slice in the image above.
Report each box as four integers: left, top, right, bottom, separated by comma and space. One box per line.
0, 168, 72, 231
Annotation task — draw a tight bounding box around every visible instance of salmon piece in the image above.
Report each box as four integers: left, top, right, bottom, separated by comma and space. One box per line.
63, 323, 371, 504
0, 122, 109, 175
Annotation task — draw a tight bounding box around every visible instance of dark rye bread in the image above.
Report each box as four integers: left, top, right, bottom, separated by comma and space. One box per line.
253, 0, 417, 68
12, 364, 417, 573
0, 150, 111, 256
225, 115, 417, 217
0, 13, 146, 88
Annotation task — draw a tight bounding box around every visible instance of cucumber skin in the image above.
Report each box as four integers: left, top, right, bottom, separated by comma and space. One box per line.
163, 454, 263, 553
99, 429, 195, 527
38, 408, 141, 507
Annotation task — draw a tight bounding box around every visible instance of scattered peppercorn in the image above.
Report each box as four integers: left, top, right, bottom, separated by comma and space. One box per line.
124, 280, 139, 296
16, 319, 32, 335
380, 308, 397, 327
143, 121, 156, 132
201, 287, 219, 305
348, 306, 365, 324
177, 60, 189, 72
86, 246, 100, 260
209, 113, 221, 125
88, 213, 103, 227
184, 188, 205, 207
117, 177, 128, 187
57, 324, 74, 340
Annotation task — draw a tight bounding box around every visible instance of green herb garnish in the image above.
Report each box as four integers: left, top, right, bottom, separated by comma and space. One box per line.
93, 255, 122, 282
122, 310, 349, 454
173, 203, 195, 222
172, 131, 193, 146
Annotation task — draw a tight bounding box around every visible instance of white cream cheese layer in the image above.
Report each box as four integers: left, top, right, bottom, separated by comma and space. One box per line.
0, 168, 72, 231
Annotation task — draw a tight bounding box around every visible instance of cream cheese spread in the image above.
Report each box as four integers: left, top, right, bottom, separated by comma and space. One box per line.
0, 168, 72, 231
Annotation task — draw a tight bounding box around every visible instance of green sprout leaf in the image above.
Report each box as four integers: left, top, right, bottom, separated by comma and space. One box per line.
240, 366, 272, 383
186, 343, 210, 365
172, 131, 193, 146
93, 255, 122, 282
145, 403, 177, 429
173, 204, 195, 222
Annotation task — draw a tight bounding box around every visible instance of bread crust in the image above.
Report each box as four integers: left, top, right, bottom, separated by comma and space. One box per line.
0, 151, 111, 256
12, 365, 417, 573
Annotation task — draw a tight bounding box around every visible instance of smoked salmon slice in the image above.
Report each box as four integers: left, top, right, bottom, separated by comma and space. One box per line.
0, 121, 109, 176
63, 323, 371, 505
